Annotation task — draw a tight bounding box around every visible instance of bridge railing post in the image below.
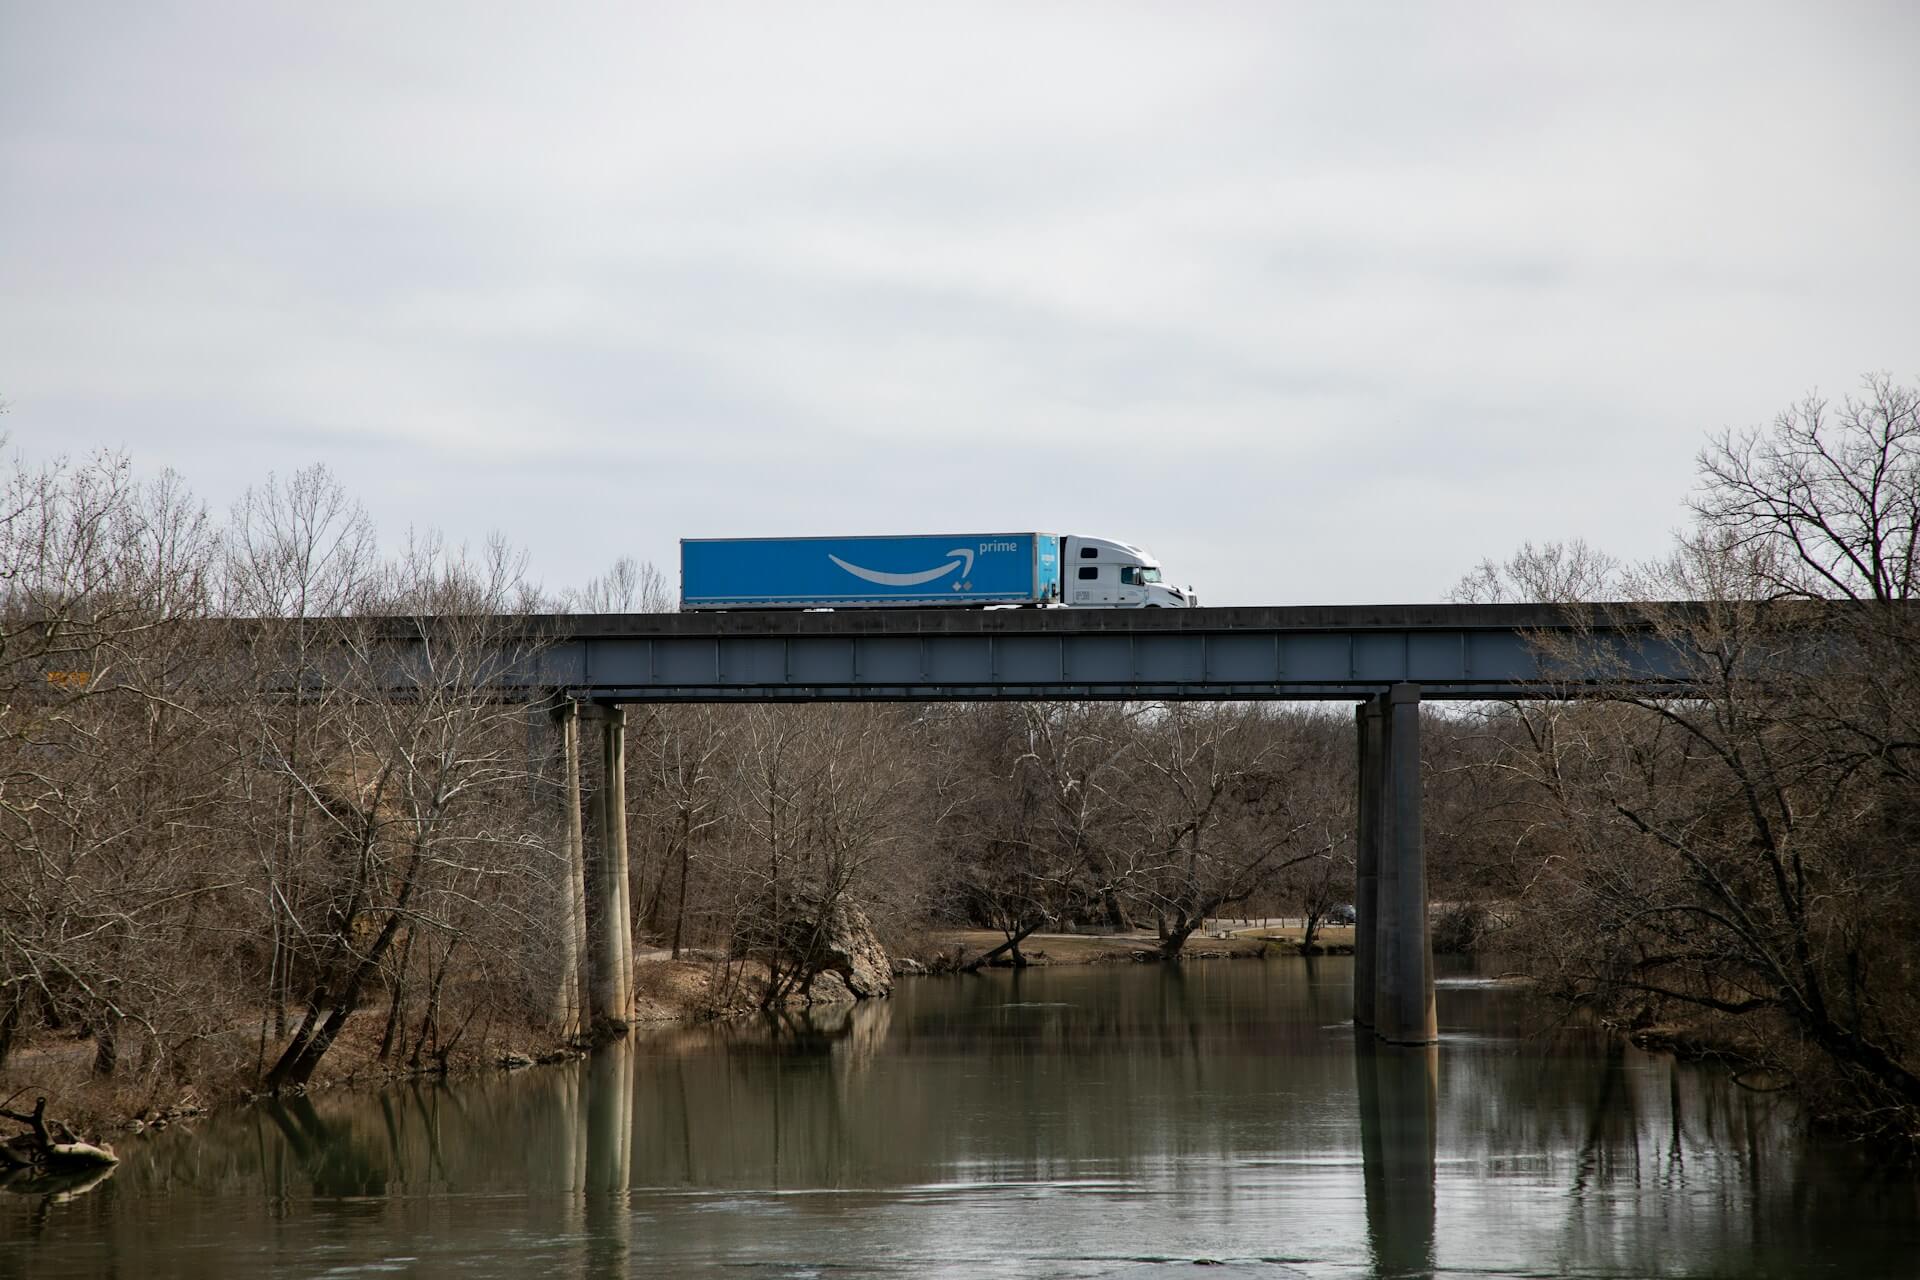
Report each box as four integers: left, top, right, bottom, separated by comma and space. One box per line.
1376, 682, 1436, 1044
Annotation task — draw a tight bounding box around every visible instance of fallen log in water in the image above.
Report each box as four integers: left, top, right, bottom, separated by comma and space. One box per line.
0, 1095, 118, 1178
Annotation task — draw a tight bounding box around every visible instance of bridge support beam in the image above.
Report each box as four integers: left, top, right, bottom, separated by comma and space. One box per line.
1363, 684, 1437, 1045
586, 702, 634, 1036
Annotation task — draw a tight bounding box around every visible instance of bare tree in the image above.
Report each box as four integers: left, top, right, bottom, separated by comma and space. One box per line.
925, 704, 1081, 969
1013, 702, 1148, 932
1450, 538, 1622, 606
561, 557, 673, 614
1693, 373, 1920, 603
1125, 704, 1344, 961
720, 705, 917, 1007
0, 446, 232, 1093
264, 535, 547, 1089
628, 704, 732, 958
222, 465, 378, 1048
1467, 375, 1920, 1140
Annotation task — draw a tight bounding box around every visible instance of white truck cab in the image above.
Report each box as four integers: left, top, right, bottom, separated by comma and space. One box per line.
1062, 535, 1197, 607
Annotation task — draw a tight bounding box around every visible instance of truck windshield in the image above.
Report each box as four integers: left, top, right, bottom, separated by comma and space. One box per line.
1139, 567, 1162, 583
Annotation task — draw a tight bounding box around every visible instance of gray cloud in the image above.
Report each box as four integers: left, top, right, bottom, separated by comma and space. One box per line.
4, 1, 1917, 605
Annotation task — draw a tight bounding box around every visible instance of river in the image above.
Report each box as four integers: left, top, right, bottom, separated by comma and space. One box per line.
5, 957, 1917, 1277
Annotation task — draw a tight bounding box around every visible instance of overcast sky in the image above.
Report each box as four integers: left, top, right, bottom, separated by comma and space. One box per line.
4, 3, 1917, 606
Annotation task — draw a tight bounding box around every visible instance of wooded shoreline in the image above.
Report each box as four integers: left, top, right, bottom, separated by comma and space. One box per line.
9, 378, 1920, 1148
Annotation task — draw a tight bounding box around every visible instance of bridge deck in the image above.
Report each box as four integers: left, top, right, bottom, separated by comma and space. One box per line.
497, 603, 1691, 702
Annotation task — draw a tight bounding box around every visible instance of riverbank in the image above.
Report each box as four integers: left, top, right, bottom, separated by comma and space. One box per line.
0, 952, 816, 1137
0, 925, 1356, 1141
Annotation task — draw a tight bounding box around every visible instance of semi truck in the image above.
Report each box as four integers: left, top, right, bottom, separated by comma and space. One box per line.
680, 533, 1197, 610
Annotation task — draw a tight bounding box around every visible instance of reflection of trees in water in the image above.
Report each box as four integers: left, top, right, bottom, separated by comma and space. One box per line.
25, 963, 1920, 1277
0, 1161, 118, 1245
1418, 987, 1917, 1276
607, 965, 1371, 1190
712, 997, 889, 1059
902, 962, 1341, 1060
1438, 1016, 1790, 1175
264, 1095, 386, 1200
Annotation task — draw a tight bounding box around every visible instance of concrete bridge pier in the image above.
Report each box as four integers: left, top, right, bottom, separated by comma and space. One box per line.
528, 697, 589, 1038
1357, 683, 1437, 1045
1352, 698, 1383, 1029
586, 701, 635, 1036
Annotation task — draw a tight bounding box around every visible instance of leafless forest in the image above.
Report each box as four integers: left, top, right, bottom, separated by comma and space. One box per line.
0, 443, 1368, 1112
1452, 374, 1920, 1143
3, 375, 1918, 1143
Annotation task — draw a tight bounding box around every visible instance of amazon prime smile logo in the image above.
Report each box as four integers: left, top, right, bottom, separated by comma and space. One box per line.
829, 547, 975, 590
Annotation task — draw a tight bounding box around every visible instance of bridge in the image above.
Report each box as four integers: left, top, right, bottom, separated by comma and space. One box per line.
461, 604, 1697, 1049
510, 602, 1695, 703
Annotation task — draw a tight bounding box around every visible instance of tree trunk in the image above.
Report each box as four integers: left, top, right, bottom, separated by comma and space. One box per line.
266, 904, 409, 1090
1158, 916, 1201, 962
0, 991, 20, 1070
0, 1097, 118, 1172
411, 941, 456, 1069
670, 837, 692, 960
377, 929, 414, 1063
961, 919, 1045, 973
91, 1020, 117, 1078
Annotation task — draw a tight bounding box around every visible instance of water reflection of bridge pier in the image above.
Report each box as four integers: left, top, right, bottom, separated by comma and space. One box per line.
583, 1041, 634, 1274
1356, 1035, 1438, 1277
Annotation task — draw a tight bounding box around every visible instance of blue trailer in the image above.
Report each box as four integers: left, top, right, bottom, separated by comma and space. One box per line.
682, 533, 1063, 609
680, 533, 1197, 610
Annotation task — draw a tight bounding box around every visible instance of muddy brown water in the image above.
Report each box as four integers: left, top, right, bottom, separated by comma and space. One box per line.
4, 957, 1917, 1277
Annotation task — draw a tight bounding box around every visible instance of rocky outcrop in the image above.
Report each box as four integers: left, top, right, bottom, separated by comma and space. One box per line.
811, 899, 893, 999
731, 893, 895, 1002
